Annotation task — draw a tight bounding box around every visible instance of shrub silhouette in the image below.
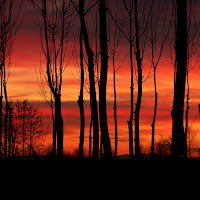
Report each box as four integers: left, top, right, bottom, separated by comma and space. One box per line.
155, 136, 172, 158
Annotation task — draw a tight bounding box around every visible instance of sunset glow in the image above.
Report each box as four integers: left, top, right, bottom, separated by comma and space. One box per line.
3, 0, 200, 158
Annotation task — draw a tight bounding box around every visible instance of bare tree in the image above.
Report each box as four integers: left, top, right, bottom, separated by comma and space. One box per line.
10, 100, 46, 159
16, 100, 31, 159
107, 0, 121, 158
108, 0, 135, 159
146, 0, 171, 158
133, 0, 142, 159
0, 0, 22, 159
70, 0, 100, 159
109, 0, 151, 159
36, 66, 57, 157
133, 0, 152, 159
183, 0, 199, 159
31, 0, 74, 159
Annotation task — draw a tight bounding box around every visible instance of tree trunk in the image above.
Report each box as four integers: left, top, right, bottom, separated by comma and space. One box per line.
52, 120, 56, 158
29, 119, 32, 158
113, 55, 118, 158
79, 0, 99, 159
22, 107, 25, 159
99, 0, 112, 159
8, 106, 12, 159
127, 12, 134, 159
0, 73, 2, 159
3, 83, 8, 159
183, 69, 189, 159
151, 67, 157, 158
172, 0, 187, 159
78, 30, 85, 159
50, 97, 56, 158
134, 0, 142, 159
55, 94, 63, 159
89, 106, 92, 159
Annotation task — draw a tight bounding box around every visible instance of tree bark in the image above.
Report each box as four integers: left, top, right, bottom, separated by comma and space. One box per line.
172, 0, 187, 159
99, 0, 112, 159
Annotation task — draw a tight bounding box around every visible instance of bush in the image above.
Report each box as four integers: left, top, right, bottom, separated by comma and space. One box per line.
155, 136, 172, 158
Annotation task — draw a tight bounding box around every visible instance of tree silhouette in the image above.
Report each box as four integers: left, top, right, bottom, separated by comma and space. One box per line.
107, 0, 122, 158
155, 136, 172, 158
109, 0, 135, 159
99, 0, 112, 159
71, 0, 100, 159
172, 0, 187, 159
146, 0, 171, 158
182, 0, 199, 159
78, 27, 85, 159
133, 0, 142, 159
133, 0, 152, 159
0, 0, 199, 160
109, 0, 151, 159
31, 0, 74, 159
8, 100, 46, 159
0, 0, 5, 160
0, 0, 22, 159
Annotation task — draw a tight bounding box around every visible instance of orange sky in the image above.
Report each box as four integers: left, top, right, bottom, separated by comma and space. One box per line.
5, 0, 200, 157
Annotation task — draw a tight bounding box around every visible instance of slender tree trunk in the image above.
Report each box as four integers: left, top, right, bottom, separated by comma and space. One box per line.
0, 72, 2, 159
55, 94, 63, 159
134, 0, 142, 159
29, 119, 32, 158
99, 0, 112, 159
183, 69, 189, 159
89, 105, 92, 159
50, 97, 56, 159
151, 66, 157, 158
8, 106, 12, 159
22, 110, 25, 159
12, 118, 17, 159
127, 12, 134, 159
78, 30, 85, 159
172, 0, 187, 159
52, 120, 56, 158
79, 0, 99, 159
113, 55, 118, 158
3, 83, 8, 159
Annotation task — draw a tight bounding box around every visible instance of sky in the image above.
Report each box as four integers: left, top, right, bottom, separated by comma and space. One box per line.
5, 0, 200, 156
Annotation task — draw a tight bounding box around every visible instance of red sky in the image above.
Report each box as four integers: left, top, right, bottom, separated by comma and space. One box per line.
6, 0, 200, 156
